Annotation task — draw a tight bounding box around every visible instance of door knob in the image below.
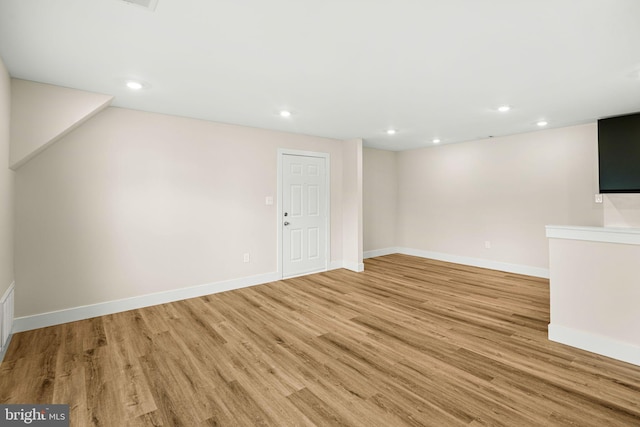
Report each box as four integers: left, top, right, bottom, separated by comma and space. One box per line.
284, 221, 290, 226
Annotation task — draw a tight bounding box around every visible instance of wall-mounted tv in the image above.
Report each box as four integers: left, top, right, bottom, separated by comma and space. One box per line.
598, 112, 640, 193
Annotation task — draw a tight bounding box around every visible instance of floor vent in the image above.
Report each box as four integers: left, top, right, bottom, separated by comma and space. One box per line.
0, 283, 15, 354
118, 0, 158, 11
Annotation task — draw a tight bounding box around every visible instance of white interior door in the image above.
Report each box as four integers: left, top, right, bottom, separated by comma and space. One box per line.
282, 154, 328, 277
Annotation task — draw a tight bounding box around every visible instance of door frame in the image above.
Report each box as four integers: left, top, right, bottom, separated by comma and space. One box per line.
277, 149, 331, 279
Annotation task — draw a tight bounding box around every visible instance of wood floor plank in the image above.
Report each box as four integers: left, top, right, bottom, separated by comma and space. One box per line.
52, 323, 88, 425
84, 345, 127, 426
2, 253, 640, 426
102, 315, 157, 421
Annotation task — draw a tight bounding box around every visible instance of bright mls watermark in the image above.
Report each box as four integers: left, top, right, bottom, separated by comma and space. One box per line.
0, 405, 69, 426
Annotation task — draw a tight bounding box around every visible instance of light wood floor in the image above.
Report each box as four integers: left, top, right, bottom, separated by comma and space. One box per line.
1, 254, 639, 426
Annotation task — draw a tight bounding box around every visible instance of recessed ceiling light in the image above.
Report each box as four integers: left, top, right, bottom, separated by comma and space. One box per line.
386, 129, 397, 135
537, 120, 548, 127
497, 105, 511, 113
279, 110, 292, 117
432, 138, 441, 144
117, 0, 159, 12
126, 81, 144, 90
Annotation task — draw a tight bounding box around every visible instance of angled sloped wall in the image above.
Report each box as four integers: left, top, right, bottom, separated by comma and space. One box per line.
10, 79, 112, 169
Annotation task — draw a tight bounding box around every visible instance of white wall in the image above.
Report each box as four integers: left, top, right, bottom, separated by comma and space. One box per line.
10, 79, 112, 169
548, 229, 640, 366
15, 107, 354, 318
395, 124, 603, 271
0, 57, 13, 299
603, 194, 640, 227
363, 148, 397, 253
341, 139, 364, 271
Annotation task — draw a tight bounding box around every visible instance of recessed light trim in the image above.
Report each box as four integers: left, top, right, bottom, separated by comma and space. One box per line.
126, 81, 144, 90
386, 129, 397, 135
279, 110, 292, 118
537, 120, 548, 127
118, 0, 158, 12
497, 105, 511, 113
432, 138, 441, 144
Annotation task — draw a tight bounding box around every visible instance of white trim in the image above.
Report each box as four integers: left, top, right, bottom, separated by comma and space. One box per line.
397, 247, 549, 278
277, 149, 331, 279
0, 282, 14, 303
546, 225, 640, 246
361, 247, 548, 278
343, 262, 365, 272
278, 269, 327, 279
363, 247, 399, 259
277, 151, 283, 277
0, 282, 15, 361
11, 247, 547, 334
13, 272, 279, 333
549, 323, 640, 367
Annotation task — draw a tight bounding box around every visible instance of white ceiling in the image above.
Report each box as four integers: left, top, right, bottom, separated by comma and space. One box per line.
1, 0, 639, 151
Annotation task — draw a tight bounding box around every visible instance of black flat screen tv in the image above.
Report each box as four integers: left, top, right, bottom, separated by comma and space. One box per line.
598, 112, 640, 193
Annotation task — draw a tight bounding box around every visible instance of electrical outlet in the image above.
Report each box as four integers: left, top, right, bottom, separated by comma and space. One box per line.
595, 194, 603, 204
243, 253, 250, 263
484, 241, 491, 249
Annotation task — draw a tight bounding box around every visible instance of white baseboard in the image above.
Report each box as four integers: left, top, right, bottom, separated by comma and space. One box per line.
362, 247, 548, 278
549, 323, 640, 367
11, 248, 546, 334
363, 247, 399, 259
13, 272, 279, 333
343, 261, 365, 272
330, 260, 365, 272
396, 247, 549, 278
13, 257, 365, 333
